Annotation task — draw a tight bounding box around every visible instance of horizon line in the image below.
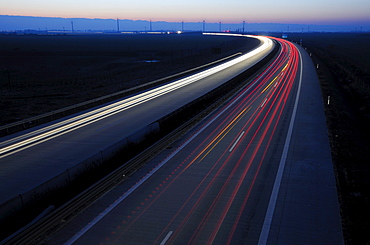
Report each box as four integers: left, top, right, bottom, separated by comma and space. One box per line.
2, 14, 367, 27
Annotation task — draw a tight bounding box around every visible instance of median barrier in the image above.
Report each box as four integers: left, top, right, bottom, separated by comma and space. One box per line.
0, 122, 162, 232
126, 122, 160, 146
0, 170, 71, 233
100, 137, 129, 164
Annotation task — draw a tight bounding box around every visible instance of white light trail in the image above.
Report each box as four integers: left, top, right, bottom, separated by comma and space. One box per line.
0, 34, 273, 159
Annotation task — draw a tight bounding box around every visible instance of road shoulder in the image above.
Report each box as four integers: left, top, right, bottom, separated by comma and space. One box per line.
267, 44, 344, 244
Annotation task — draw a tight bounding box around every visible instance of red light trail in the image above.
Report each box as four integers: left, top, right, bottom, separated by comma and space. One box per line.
65, 37, 302, 245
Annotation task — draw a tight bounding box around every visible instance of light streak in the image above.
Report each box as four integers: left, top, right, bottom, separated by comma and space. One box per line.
260, 75, 279, 93
152, 42, 292, 244
180, 38, 300, 244
195, 107, 250, 164
0, 35, 273, 159
155, 39, 292, 244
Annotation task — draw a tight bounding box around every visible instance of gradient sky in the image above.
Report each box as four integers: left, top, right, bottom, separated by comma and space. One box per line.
2, 0, 370, 26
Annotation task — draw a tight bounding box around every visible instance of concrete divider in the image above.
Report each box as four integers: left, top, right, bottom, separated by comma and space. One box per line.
0, 122, 162, 229
67, 152, 105, 182
0, 171, 71, 231
126, 122, 160, 146
100, 137, 129, 164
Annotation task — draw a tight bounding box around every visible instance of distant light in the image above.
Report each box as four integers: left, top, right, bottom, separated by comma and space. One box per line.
177, 31, 182, 34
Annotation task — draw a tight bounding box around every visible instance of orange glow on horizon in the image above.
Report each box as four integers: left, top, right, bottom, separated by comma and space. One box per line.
2, 0, 370, 27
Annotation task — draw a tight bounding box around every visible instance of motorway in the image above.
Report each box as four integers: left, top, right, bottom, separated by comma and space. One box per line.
46, 38, 343, 244
0, 35, 272, 205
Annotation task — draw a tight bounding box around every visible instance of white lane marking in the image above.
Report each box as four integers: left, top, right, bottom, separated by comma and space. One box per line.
260, 98, 268, 108
257, 45, 303, 245
160, 231, 173, 245
229, 131, 245, 152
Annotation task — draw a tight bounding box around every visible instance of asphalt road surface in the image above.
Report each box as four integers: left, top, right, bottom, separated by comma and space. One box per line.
46, 38, 343, 244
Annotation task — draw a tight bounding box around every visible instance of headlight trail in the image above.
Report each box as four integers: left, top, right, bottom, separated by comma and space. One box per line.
0, 35, 273, 159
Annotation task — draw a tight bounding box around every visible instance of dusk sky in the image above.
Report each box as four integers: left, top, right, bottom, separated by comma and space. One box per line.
3, 0, 370, 26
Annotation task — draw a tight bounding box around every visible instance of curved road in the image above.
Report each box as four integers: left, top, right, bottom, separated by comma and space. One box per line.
0, 35, 272, 204
47, 38, 343, 244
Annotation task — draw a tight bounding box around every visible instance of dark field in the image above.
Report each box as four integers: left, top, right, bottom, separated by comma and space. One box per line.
0, 33, 259, 125
286, 32, 370, 245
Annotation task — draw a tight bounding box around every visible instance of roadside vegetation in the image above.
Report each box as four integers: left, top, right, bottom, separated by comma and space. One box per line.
288, 32, 370, 245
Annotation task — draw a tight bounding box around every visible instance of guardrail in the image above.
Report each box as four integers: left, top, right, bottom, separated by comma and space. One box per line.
0, 52, 242, 136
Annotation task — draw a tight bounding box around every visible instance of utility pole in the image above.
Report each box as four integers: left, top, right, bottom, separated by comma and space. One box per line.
71, 21, 74, 33
117, 18, 120, 32
219, 22, 221, 32
243, 21, 245, 33
203, 20, 205, 32
182, 21, 184, 32
150, 20, 152, 31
